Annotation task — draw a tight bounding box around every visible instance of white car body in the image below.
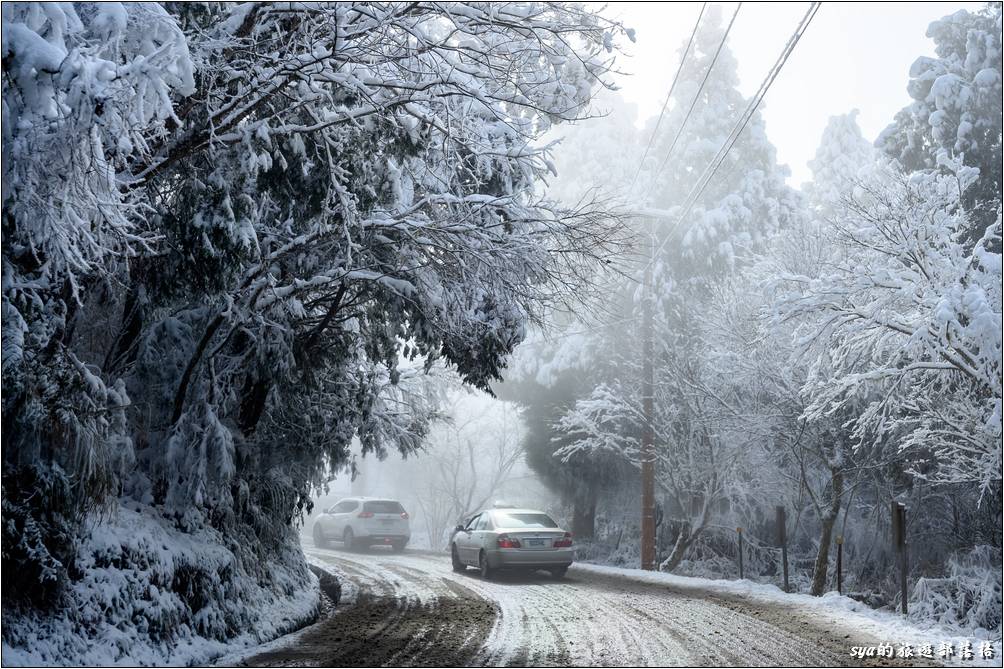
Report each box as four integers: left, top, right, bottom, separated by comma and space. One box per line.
450, 508, 574, 578
313, 497, 411, 551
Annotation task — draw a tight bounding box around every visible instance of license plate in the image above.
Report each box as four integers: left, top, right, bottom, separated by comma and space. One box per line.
527, 539, 544, 546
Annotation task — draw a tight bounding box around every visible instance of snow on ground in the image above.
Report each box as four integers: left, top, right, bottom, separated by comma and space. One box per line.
576, 563, 1003, 666
2, 506, 319, 667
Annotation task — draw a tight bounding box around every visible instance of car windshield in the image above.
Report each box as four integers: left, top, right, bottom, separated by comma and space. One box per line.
493, 512, 558, 528
363, 500, 404, 514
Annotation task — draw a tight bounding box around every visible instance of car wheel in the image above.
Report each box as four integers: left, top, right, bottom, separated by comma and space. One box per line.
451, 545, 466, 572
343, 527, 356, 551
391, 540, 407, 553
478, 550, 493, 580
312, 522, 329, 549
550, 566, 568, 579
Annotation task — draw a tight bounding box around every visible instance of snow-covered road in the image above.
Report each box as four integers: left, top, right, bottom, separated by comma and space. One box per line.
240, 544, 922, 667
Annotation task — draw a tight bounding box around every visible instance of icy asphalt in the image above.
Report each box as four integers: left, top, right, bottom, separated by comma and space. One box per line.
237, 543, 926, 667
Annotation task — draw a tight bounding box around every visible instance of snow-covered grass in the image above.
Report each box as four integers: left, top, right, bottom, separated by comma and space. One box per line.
575, 563, 1003, 666
2, 505, 319, 667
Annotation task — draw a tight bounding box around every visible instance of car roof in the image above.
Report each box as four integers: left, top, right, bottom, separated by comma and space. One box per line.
483, 508, 551, 516
337, 497, 402, 503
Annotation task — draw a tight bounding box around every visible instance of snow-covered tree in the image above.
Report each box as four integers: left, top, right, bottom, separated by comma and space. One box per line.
496, 89, 642, 539
408, 392, 528, 550
878, 3, 1002, 240
641, 5, 800, 273
637, 7, 799, 567
544, 88, 642, 206
2, 2, 630, 656
803, 110, 876, 206
776, 163, 1002, 496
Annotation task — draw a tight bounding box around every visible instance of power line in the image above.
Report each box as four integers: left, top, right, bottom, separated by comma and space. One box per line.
630, 2, 708, 191
637, 1, 819, 574
642, 1, 821, 274
647, 2, 743, 191
675, 2, 821, 225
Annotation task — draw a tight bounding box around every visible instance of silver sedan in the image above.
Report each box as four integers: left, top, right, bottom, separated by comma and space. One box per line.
450, 508, 574, 579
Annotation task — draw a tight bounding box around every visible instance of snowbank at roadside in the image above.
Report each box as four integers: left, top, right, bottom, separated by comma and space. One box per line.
575, 563, 1002, 666
211, 555, 351, 667
2, 505, 319, 667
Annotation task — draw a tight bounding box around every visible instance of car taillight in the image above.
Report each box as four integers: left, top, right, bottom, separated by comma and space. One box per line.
400, 512, 409, 519
358, 511, 374, 518
553, 532, 573, 548
497, 534, 521, 549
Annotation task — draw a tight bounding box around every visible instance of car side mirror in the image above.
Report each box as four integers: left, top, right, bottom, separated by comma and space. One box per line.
455, 524, 466, 533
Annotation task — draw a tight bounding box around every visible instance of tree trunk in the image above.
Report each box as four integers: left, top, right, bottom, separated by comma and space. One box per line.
810, 516, 835, 596
103, 284, 144, 374
660, 521, 699, 572
810, 467, 844, 596
571, 494, 596, 539
238, 376, 270, 436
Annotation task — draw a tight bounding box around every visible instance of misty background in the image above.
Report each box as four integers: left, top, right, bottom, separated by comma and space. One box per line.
309, 3, 1001, 634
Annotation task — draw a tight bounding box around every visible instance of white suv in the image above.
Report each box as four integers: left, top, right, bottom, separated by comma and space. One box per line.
312, 497, 411, 552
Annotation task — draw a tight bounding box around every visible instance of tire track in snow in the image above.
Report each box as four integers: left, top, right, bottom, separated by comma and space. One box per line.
244, 546, 494, 667
246, 543, 926, 667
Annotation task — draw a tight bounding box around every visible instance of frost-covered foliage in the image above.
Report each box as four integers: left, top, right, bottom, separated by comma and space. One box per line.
879, 3, 1002, 239
910, 545, 1002, 635
2, 506, 318, 666
803, 110, 876, 205
404, 390, 529, 551
516, 5, 1001, 635
543, 88, 642, 206
777, 163, 1002, 494
2, 1, 629, 661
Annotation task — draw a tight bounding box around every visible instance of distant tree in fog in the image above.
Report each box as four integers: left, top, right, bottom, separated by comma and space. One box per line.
410, 394, 528, 550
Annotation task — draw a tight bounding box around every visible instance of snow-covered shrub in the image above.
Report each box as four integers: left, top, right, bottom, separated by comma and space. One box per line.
2, 505, 319, 666
910, 545, 1002, 635
1, 464, 78, 608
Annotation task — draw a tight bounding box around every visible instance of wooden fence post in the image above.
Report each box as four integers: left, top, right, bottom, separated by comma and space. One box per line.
737, 527, 744, 580
776, 506, 789, 592
892, 502, 908, 614
836, 535, 843, 594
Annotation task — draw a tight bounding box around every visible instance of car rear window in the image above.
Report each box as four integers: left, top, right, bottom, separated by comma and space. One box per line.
363, 500, 404, 514
493, 512, 558, 528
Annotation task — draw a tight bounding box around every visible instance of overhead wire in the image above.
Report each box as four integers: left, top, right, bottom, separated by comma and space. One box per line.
646, 2, 744, 192
630, 2, 708, 192
640, 1, 822, 275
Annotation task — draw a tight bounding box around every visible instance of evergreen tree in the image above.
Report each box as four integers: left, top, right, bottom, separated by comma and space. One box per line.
878, 3, 1003, 240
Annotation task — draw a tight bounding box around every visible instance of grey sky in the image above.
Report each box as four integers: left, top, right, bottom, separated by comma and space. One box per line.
607, 1, 982, 186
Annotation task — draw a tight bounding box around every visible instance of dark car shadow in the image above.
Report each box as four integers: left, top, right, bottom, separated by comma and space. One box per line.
459, 568, 575, 585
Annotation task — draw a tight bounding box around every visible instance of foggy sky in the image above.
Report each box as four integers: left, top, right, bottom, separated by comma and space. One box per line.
608, 1, 983, 186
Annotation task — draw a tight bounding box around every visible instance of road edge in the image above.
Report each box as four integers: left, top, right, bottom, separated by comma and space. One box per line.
211, 559, 343, 667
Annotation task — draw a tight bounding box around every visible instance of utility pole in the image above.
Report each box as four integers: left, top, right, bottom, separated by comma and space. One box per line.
640, 221, 656, 571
